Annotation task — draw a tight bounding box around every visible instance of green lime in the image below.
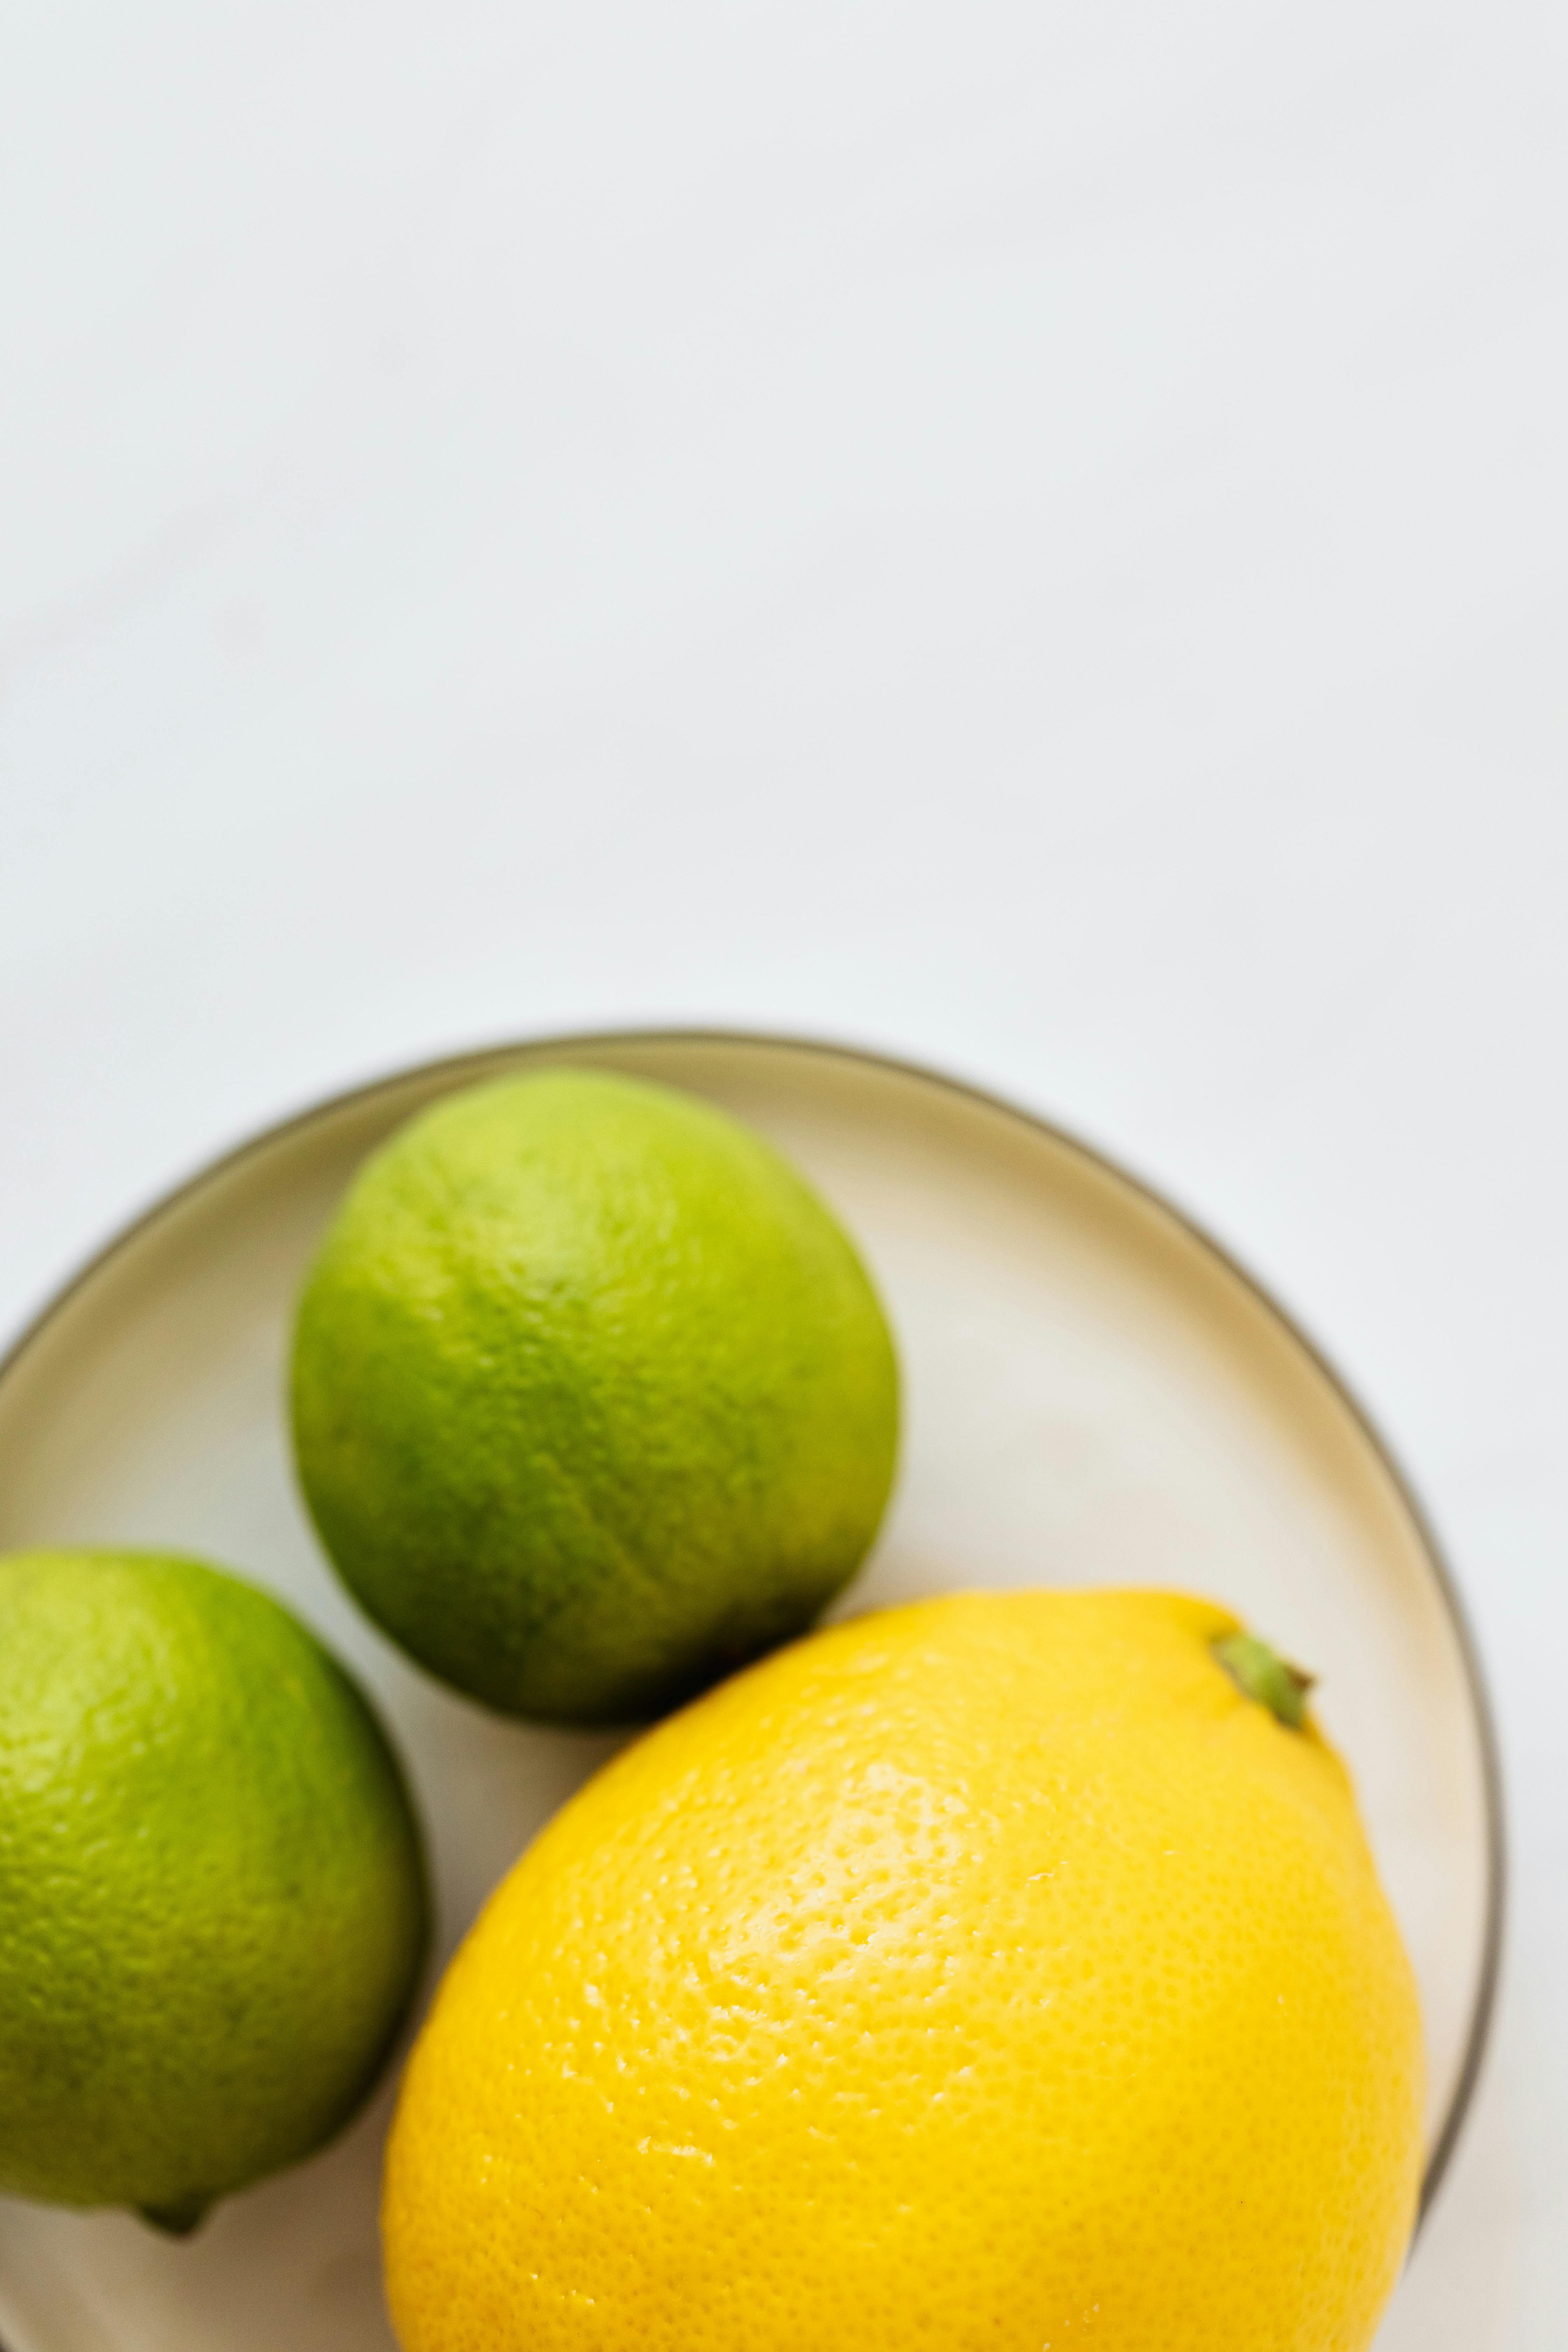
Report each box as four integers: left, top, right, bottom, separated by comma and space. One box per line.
0, 1549, 429, 2233
291, 1068, 899, 1725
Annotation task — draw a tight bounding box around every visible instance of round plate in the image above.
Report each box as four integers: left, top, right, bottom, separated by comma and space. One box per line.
0, 1032, 1503, 2352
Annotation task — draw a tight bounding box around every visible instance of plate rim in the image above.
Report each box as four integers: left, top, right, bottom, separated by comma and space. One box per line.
0, 1022, 1505, 2260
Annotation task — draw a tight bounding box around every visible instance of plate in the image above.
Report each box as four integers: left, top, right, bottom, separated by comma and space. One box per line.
0, 1031, 1503, 2352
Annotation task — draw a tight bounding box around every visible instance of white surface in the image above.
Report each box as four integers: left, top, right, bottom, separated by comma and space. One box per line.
0, 2, 1563, 2340
0, 1035, 1496, 2349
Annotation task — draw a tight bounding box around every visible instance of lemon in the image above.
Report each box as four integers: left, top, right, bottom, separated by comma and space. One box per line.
291, 1069, 899, 1726
384, 1589, 1422, 2352
0, 1549, 429, 2232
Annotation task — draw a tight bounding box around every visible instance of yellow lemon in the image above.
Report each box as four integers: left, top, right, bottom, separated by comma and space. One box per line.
384, 1590, 1423, 2352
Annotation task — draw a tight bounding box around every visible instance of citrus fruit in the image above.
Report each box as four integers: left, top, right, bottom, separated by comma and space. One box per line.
291, 1069, 899, 1726
384, 1588, 1423, 2352
0, 1548, 429, 2232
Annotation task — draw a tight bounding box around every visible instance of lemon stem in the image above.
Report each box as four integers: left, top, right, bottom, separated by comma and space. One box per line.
138, 2194, 211, 2236
1213, 1632, 1316, 1730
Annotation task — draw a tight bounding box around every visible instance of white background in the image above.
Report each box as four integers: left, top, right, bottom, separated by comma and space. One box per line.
2, 2, 1564, 2341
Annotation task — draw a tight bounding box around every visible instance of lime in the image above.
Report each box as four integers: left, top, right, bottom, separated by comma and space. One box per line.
291, 1069, 899, 1725
0, 1549, 429, 2232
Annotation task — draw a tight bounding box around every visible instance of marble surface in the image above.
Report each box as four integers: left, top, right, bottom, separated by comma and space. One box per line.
2, 2, 1565, 2341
